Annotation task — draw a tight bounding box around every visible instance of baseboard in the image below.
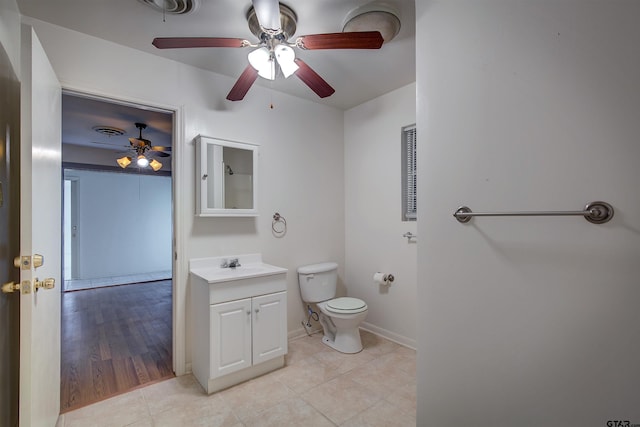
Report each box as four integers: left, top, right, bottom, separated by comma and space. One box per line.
288, 325, 323, 340
360, 322, 416, 350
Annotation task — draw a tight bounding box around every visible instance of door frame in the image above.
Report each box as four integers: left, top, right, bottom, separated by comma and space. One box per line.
62, 175, 79, 285
61, 86, 187, 376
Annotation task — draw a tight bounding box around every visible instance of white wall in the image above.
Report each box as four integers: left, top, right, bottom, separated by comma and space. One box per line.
65, 169, 172, 279
22, 18, 345, 370
344, 83, 417, 347
417, 1, 640, 425
0, 0, 20, 75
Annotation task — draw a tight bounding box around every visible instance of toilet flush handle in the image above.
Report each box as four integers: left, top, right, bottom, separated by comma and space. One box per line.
306, 274, 314, 280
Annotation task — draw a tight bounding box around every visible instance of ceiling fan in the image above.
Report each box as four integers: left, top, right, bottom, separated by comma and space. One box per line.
151, 0, 384, 101
115, 122, 171, 171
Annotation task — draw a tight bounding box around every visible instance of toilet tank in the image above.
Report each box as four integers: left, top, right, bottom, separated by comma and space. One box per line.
297, 262, 338, 303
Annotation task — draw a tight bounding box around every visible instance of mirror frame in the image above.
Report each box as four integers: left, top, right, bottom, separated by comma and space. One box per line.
195, 135, 259, 217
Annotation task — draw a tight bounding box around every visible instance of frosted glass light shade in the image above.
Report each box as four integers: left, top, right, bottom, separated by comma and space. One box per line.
149, 158, 163, 171
248, 47, 276, 80
137, 155, 149, 168
117, 156, 132, 168
274, 45, 299, 78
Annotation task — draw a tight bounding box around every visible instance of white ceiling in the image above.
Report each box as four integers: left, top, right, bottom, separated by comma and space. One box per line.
17, 0, 416, 111
61, 93, 173, 152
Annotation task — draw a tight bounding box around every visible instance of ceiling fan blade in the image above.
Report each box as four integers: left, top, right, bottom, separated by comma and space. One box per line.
152, 37, 247, 49
129, 137, 148, 147
226, 65, 259, 101
152, 151, 171, 158
251, 0, 282, 33
297, 31, 384, 50
293, 59, 335, 98
151, 146, 172, 152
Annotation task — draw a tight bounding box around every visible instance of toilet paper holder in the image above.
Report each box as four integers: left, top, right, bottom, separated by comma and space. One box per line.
374, 272, 395, 285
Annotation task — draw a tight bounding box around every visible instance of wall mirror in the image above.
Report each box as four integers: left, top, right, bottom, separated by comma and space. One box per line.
196, 135, 258, 217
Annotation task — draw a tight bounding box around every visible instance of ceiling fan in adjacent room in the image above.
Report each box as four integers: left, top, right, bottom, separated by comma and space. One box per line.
151, 0, 386, 101
115, 122, 171, 171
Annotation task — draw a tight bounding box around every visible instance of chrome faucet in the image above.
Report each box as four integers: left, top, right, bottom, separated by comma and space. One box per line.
221, 258, 241, 269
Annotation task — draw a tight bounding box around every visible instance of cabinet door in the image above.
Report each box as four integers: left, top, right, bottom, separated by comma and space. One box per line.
210, 298, 252, 378
252, 292, 287, 365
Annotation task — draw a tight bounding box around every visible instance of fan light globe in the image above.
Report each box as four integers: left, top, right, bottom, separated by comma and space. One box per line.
248, 47, 276, 80
149, 159, 163, 171
137, 155, 150, 168
274, 45, 299, 78
117, 156, 132, 168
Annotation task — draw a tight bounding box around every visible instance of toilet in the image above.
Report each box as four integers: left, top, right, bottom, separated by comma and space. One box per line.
297, 262, 368, 353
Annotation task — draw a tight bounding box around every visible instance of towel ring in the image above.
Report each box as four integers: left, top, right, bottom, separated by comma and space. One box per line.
272, 212, 287, 237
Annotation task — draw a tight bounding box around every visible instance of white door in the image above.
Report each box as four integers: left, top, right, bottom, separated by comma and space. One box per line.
210, 298, 252, 378
19, 25, 62, 427
252, 292, 287, 365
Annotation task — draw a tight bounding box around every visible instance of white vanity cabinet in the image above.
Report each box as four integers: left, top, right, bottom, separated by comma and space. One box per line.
190, 255, 287, 394
210, 291, 287, 379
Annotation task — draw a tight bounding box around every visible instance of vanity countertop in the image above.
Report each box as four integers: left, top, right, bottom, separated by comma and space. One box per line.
189, 254, 287, 284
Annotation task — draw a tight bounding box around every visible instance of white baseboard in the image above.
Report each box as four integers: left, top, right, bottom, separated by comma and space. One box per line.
360, 322, 416, 350
288, 325, 323, 340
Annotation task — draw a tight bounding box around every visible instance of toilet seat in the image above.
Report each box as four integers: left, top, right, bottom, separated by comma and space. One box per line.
325, 297, 367, 314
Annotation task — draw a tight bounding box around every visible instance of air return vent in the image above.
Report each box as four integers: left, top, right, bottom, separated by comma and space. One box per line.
138, 0, 197, 15
92, 125, 125, 137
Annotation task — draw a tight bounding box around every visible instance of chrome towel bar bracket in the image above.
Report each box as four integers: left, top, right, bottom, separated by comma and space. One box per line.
454, 201, 614, 225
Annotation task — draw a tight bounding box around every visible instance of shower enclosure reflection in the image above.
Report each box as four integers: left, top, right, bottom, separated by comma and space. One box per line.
196, 136, 259, 217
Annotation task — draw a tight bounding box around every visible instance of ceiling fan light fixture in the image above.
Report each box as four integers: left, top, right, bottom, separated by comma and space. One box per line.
137, 155, 150, 168
274, 45, 299, 78
117, 156, 132, 168
149, 159, 163, 171
248, 47, 276, 80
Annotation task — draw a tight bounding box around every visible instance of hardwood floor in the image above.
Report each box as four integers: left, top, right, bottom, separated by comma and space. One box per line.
60, 280, 173, 413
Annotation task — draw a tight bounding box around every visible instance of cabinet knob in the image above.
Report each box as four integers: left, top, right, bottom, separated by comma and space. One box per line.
255, 308, 260, 313
246, 311, 251, 316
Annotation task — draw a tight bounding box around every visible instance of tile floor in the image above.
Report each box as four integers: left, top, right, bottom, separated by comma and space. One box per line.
63, 271, 172, 292
56, 330, 417, 427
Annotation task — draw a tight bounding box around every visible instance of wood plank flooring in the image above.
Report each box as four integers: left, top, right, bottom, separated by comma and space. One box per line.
60, 280, 173, 413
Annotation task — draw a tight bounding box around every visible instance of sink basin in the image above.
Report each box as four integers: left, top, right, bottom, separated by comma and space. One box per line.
189, 254, 287, 284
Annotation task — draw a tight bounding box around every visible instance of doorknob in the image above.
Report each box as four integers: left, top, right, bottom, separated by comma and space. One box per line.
2, 281, 20, 294
34, 278, 55, 292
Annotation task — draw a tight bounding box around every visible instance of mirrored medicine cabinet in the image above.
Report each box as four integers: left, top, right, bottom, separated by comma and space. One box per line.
195, 135, 259, 217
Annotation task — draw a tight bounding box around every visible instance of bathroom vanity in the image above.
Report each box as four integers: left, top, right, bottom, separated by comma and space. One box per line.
189, 254, 287, 394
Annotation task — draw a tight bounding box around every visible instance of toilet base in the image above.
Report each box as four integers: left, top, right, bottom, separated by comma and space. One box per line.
321, 329, 363, 354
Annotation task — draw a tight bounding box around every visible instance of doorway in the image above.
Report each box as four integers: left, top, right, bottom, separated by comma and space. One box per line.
59, 92, 175, 412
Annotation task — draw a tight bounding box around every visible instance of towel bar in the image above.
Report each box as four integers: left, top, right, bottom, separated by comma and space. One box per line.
453, 201, 613, 224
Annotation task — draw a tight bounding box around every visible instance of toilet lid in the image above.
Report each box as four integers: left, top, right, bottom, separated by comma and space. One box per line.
326, 297, 367, 313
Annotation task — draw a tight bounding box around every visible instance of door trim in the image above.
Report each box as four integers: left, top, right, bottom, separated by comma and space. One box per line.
60, 85, 187, 376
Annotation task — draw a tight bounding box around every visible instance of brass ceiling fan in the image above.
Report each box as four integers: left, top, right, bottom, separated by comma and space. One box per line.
116, 122, 171, 171
151, 0, 384, 101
